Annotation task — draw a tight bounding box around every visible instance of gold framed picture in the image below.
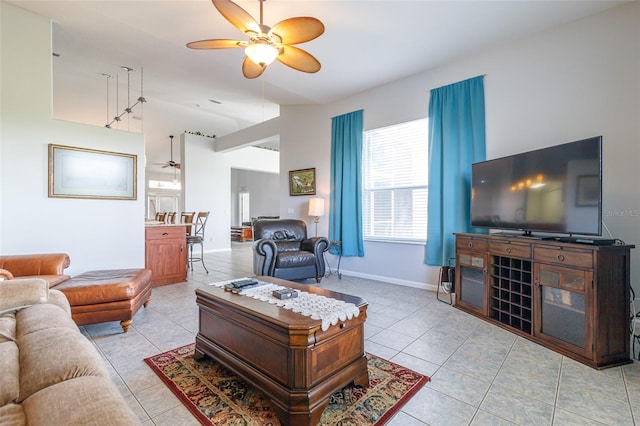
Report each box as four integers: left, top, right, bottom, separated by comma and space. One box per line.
48, 144, 137, 200
289, 168, 316, 196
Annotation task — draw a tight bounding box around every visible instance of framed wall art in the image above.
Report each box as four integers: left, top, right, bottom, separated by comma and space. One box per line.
575, 175, 599, 207
48, 144, 137, 200
289, 168, 316, 196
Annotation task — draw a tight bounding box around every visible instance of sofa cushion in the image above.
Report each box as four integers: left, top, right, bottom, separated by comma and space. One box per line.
0, 313, 16, 343
0, 279, 48, 315
47, 288, 72, 317
0, 403, 25, 426
0, 342, 19, 406
276, 251, 316, 268
19, 274, 71, 287
276, 241, 303, 253
22, 376, 141, 426
15, 304, 76, 339
18, 326, 108, 401
254, 219, 308, 242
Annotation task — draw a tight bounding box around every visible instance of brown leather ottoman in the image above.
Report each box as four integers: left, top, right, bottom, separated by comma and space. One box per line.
56, 269, 152, 332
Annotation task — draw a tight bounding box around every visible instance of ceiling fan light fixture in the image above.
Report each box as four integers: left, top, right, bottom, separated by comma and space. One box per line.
245, 42, 279, 66
188, 0, 323, 77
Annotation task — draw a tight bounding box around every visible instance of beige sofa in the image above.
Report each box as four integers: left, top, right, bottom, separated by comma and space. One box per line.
0, 278, 141, 425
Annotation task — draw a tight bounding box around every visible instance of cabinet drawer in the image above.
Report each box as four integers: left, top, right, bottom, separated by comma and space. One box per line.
490, 241, 531, 258
533, 246, 592, 268
146, 226, 186, 240
456, 237, 488, 252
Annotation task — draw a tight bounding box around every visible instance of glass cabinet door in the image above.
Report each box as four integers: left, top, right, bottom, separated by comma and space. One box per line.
457, 251, 487, 315
534, 264, 592, 358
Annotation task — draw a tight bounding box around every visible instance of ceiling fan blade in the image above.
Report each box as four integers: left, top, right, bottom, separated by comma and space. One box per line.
162, 164, 169, 168
242, 57, 266, 79
270, 17, 324, 45
276, 45, 321, 73
212, 0, 260, 34
175, 164, 181, 170
187, 39, 244, 49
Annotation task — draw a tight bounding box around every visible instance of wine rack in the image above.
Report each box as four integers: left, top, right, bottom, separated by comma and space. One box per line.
490, 256, 532, 333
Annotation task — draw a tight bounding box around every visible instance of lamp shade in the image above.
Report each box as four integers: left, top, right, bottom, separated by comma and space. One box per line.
308, 197, 325, 217
245, 42, 279, 66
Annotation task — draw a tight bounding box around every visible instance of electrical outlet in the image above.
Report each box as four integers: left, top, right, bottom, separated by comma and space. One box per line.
287, 208, 294, 214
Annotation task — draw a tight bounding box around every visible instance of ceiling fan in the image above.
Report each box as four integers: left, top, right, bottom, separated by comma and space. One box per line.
186, 0, 324, 79
153, 135, 181, 169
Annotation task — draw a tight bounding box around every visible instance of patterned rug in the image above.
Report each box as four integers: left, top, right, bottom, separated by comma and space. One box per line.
144, 343, 429, 425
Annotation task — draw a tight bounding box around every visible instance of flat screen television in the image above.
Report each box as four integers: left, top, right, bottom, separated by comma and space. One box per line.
471, 136, 602, 237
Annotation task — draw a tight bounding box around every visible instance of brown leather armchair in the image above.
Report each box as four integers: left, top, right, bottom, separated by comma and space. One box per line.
253, 219, 329, 283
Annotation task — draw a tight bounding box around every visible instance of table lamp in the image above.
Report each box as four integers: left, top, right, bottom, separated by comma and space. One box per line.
308, 197, 325, 237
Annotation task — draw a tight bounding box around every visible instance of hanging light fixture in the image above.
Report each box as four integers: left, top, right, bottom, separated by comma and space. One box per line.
104, 66, 146, 128
172, 165, 179, 185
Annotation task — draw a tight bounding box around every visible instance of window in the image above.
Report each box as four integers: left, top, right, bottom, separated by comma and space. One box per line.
148, 179, 181, 190
362, 119, 428, 242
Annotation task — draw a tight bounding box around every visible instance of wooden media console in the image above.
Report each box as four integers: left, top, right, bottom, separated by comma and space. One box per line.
454, 233, 634, 369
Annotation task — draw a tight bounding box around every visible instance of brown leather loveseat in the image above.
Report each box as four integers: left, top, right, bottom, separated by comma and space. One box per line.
0, 253, 71, 286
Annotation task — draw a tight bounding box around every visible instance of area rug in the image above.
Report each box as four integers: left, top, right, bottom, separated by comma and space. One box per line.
144, 343, 429, 425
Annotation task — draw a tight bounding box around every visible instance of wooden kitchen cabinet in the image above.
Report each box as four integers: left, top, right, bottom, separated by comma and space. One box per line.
145, 225, 187, 286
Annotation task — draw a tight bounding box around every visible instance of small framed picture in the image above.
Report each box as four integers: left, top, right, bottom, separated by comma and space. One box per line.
48, 144, 137, 200
575, 175, 599, 207
289, 168, 316, 196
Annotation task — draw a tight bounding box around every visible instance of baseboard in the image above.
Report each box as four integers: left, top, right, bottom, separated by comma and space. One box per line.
338, 269, 438, 292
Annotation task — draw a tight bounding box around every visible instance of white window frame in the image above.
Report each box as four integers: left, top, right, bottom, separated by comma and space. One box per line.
362, 118, 428, 243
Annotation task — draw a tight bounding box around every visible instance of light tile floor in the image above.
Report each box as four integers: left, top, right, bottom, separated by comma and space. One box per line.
81, 243, 640, 425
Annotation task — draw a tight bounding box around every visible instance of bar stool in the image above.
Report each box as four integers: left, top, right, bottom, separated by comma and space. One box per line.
155, 212, 167, 222
180, 212, 195, 237
187, 212, 210, 273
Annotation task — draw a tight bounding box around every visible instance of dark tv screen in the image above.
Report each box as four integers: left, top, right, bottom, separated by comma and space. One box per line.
471, 136, 602, 236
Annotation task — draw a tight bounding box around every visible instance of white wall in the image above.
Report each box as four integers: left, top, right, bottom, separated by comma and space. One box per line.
278, 2, 640, 291
182, 134, 278, 252
230, 167, 280, 226
0, 3, 146, 275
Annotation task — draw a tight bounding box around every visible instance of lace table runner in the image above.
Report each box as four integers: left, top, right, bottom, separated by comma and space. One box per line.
209, 279, 361, 331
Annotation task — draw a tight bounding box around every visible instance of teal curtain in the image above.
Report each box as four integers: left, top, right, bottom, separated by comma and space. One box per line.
329, 109, 364, 257
425, 76, 486, 266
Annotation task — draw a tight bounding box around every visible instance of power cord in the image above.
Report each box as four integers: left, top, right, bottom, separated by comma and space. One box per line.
630, 286, 640, 360
602, 221, 626, 245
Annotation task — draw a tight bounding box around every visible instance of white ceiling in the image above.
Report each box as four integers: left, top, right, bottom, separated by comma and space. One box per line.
8, 0, 625, 172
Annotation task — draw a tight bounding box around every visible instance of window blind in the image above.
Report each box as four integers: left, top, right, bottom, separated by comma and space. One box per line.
363, 119, 428, 242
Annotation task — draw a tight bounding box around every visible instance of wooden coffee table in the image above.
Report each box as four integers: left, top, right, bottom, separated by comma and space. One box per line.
194, 276, 369, 426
